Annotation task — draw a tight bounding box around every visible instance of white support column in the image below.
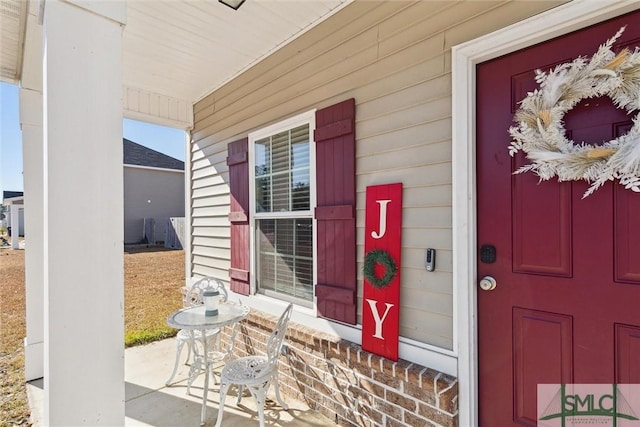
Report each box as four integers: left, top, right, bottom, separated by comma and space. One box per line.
43, 1, 125, 425
10, 204, 20, 249
21, 0, 45, 380
20, 85, 45, 381
184, 130, 192, 279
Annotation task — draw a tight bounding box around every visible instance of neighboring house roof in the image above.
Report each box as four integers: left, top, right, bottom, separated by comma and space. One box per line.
123, 138, 184, 171
3, 191, 23, 200
2, 191, 24, 203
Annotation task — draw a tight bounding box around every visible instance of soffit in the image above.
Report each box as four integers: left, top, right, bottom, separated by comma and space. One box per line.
2, 0, 350, 104
0, 0, 28, 83
124, 0, 349, 103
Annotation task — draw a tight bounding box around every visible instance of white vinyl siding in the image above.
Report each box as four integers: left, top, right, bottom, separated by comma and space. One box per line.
190, 0, 563, 350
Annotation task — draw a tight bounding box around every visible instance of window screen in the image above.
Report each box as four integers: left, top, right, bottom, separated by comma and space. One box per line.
252, 122, 313, 303
254, 125, 310, 213
256, 218, 313, 301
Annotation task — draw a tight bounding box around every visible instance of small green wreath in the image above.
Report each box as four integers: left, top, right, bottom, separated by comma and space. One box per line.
363, 249, 398, 289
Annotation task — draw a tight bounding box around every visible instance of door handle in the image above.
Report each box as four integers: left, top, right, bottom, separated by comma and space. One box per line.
479, 276, 497, 291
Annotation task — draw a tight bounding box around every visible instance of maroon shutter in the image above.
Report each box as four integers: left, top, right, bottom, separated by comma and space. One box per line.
227, 137, 250, 295
314, 98, 357, 324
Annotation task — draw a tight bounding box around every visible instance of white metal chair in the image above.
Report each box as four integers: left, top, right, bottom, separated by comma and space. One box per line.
165, 276, 228, 385
215, 303, 293, 427
187, 299, 248, 398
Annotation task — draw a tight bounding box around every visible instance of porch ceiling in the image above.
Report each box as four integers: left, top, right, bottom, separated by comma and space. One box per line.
1, 0, 349, 103
0, 0, 28, 84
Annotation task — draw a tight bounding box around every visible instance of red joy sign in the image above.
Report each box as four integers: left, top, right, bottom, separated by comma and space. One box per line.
362, 183, 402, 361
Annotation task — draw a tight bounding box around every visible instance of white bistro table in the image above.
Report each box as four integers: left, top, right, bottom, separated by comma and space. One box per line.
167, 302, 250, 425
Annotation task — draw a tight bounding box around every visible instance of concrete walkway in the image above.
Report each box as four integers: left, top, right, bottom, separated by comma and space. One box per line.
27, 338, 334, 426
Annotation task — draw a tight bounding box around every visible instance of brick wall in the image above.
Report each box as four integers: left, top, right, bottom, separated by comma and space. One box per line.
220, 310, 458, 427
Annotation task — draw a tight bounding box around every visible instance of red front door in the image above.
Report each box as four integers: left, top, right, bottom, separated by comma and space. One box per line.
477, 12, 640, 427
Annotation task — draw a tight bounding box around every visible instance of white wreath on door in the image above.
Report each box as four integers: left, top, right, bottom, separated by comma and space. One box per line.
508, 26, 640, 198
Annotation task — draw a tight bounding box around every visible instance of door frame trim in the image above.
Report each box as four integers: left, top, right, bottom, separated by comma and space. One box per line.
451, 1, 639, 425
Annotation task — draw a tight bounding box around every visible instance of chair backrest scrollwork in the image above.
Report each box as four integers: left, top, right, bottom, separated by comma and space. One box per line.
181, 276, 229, 307
265, 303, 293, 370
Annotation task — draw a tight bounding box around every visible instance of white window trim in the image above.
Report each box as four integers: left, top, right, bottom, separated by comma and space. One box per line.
451, 1, 639, 426
248, 110, 317, 308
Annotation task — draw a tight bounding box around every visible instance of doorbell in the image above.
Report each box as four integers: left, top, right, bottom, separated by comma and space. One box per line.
425, 248, 436, 272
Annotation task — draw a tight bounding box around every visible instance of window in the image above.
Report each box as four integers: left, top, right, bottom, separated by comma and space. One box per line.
249, 112, 315, 306
229, 98, 355, 322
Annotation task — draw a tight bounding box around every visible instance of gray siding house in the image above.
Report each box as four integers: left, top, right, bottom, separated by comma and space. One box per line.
123, 138, 184, 245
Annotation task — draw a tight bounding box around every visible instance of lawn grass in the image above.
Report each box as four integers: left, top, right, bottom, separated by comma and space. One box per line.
0, 249, 29, 427
123, 247, 184, 347
0, 247, 185, 427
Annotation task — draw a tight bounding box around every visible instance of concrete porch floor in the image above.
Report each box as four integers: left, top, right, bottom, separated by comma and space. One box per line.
26, 338, 335, 426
